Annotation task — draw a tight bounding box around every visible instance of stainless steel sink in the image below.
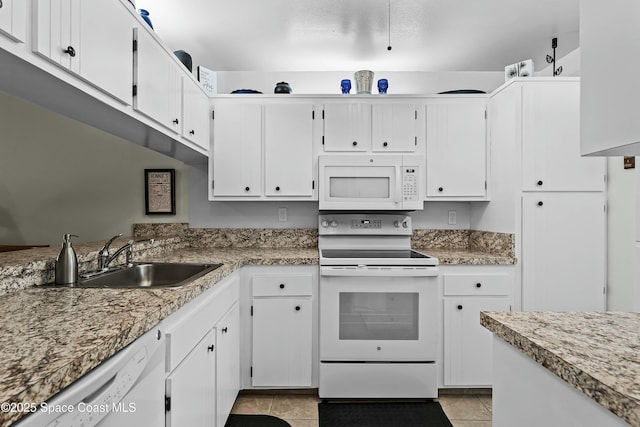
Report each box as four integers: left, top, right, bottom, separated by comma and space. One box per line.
72, 262, 222, 289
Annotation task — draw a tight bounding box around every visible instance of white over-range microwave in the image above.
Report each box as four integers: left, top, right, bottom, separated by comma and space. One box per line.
318, 154, 424, 211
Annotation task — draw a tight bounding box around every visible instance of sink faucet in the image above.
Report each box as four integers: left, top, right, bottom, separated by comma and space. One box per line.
98, 234, 154, 270
98, 234, 123, 271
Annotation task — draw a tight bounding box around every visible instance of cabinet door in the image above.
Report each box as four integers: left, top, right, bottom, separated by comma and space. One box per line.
581, 2, 640, 156
134, 27, 181, 133
0, 0, 27, 42
78, 0, 133, 104
522, 193, 606, 311
521, 83, 605, 191
444, 297, 511, 386
323, 103, 371, 151
216, 302, 240, 427
211, 103, 262, 197
182, 76, 210, 151
33, 0, 81, 72
372, 103, 417, 152
252, 298, 313, 387
166, 328, 216, 427
264, 104, 314, 197
426, 101, 487, 198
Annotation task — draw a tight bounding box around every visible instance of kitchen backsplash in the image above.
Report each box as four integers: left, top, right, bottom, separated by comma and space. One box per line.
134, 223, 515, 256
134, 223, 318, 248
0, 224, 515, 295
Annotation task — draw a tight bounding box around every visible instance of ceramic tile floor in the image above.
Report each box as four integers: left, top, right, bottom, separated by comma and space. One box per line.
229, 392, 492, 427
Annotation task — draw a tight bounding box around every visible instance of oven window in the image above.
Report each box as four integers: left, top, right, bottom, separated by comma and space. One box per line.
339, 292, 419, 340
329, 177, 390, 198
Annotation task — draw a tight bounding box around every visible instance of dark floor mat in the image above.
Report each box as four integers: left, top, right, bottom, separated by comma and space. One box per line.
225, 414, 291, 427
318, 401, 453, 427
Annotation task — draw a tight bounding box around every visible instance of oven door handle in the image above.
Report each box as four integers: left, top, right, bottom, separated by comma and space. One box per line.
320, 266, 439, 277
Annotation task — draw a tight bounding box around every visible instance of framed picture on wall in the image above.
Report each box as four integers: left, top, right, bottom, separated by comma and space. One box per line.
145, 169, 176, 215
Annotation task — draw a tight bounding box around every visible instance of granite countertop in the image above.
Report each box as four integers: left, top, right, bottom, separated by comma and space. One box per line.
0, 247, 317, 427
480, 311, 640, 426
419, 248, 516, 265
0, 235, 515, 426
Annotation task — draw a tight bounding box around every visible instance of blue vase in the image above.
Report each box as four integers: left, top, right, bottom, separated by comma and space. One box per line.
378, 78, 389, 94
340, 79, 351, 94
138, 9, 153, 29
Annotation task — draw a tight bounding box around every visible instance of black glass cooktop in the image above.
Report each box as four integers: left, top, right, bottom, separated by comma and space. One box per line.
321, 249, 432, 259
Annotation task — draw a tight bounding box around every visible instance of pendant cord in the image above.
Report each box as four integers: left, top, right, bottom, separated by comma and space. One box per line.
387, 0, 392, 51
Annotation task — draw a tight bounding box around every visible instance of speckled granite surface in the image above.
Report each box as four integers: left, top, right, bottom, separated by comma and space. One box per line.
0, 225, 516, 425
481, 311, 640, 426
0, 227, 515, 296
0, 246, 317, 427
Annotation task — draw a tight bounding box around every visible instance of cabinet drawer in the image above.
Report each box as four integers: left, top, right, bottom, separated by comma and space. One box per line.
252, 274, 313, 297
443, 273, 512, 296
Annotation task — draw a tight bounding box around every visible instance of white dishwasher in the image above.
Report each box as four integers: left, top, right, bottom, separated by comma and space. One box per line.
16, 326, 165, 427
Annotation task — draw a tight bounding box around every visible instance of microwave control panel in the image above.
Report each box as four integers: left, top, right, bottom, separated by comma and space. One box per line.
402, 168, 419, 201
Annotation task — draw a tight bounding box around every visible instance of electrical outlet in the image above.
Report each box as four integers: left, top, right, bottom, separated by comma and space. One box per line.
448, 210, 457, 225
278, 207, 288, 222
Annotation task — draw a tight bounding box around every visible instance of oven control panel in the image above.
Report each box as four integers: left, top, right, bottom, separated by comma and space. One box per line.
350, 218, 382, 229
319, 214, 412, 235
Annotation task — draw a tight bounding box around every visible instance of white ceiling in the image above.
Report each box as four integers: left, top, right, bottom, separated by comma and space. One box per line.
134, 0, 579, 73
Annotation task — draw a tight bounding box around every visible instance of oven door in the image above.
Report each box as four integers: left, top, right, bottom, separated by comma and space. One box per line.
319, 266, 438, 362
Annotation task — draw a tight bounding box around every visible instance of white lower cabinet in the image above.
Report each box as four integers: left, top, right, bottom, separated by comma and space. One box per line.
215, 302, 240, 427
442, 266, 514, 387
252, 297, 313, 387
521, 193, 606, 311
245, 266, 317, 389
166, 328, 216, 427
163, 272, 240, 427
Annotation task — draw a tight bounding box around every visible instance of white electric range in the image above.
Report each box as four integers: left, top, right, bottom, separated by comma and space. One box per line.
318, 213, 440, 399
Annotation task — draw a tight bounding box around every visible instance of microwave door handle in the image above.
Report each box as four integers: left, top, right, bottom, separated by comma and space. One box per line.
394, 166, 402, 205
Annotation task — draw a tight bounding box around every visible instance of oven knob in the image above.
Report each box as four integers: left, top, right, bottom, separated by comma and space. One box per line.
321, 220, 329, 228
401, 221, 408, 228
393, 221, 400, 228
329, 220, 338, 228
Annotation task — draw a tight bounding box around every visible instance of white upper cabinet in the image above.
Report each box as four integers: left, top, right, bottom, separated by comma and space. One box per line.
78, 0, 133, 104
33, 0, 133, 104
521, 82, 605, 192
33, 0, 81, 72
211, 103, 262, 197
181, 76, 210, 151
134, 26, 181, 132
0, 0, 26, 42
426, 99, 487, 199
264, 103, 314, 197
323, 103, 371, 151
580, 0, 640, 156
372, 103, 418, 152
210, 101, 317, 201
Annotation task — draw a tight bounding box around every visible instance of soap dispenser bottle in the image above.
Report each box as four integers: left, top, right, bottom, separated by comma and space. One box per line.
55, 233, 79, 285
